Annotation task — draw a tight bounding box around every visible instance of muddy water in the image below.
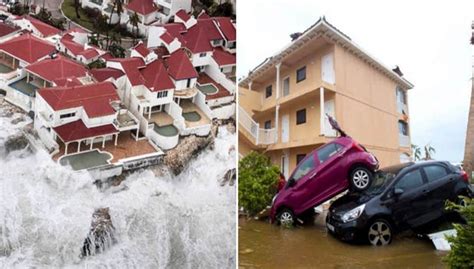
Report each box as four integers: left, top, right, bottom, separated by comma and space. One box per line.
239, 215, 446, 269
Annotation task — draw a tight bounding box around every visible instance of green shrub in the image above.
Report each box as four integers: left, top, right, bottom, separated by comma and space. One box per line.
444, 196, 474, 268
238, 151, 280, 216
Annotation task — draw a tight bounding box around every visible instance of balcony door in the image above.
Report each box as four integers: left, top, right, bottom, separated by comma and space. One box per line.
322, 53, 335, 84
281, 114, 289, 143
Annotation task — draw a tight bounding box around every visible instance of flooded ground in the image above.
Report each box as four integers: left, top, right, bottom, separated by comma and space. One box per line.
239, 213, 446, 269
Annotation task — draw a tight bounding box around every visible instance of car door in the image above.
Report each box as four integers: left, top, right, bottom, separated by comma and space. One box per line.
390, 167, 431, 229
422, 164, 453, 218
301, 143, 345, 210
288, 153, 319, 214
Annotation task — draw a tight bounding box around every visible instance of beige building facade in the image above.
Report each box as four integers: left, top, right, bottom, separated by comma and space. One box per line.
238, 18, 414, 178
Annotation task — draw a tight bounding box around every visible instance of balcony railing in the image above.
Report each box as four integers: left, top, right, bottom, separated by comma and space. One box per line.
238, 105, 276, 145
399, 134, 410, 147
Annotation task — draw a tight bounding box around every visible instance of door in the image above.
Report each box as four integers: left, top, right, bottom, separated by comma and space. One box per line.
422, 164, 454, 220
282, 77, 290, 96
321, 53, 335, 84
281, 153, 290, 179
324, 99, 336, 136
390, 168, 432, 229
281, 114, 289, 143
288, 153, 319, 215
302, 143, 345, 210
186, 79, 191, 88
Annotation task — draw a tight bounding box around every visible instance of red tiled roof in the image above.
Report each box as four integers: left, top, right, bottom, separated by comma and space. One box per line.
195, 18, 222, 40
163, 23, 186, 43
212, 48, 235, 66
78, 48, 99, 59
160, 31, 174, 44
183, 24, 212, 53
54, 120, 117, 142
26, 55, 88, 83
198, 11, 210, 19
61, 37, 85, 55
53, 77, 83, 87
140, 59, 174, 91
0, 33, 55, 63
90, 68, 125, 82
214, 17, 235, 41
38, 82, 119, 118
133, 42, 151, 57
20, 16, 61, 37
0, 22, 18, 37
109, 57, 146, 86
100, 52, 114, 61
166, 49, 197, 80
126, 0, 157, 15
175, 9, 190, 22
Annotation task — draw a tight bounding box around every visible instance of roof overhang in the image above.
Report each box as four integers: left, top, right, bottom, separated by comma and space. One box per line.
239, 17, 414, 90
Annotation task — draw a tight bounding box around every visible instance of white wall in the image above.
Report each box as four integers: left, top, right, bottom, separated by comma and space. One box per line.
212, 102, 235, 120
174, 77, 196, 90
191, 52, 211, 67
204, 61, 235, 93
82, 110, 117, 128
194, 91, 214, 120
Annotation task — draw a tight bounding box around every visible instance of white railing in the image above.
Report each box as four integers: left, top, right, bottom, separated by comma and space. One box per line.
165, 101, 186, 131
399, 134, 410, 147
238, 105, 276, 145
258, 128, 277, 145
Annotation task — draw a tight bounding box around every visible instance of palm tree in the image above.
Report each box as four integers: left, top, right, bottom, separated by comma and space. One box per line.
115, 0, 124, 25
411, 144, 422, 161
423, 144, 436, 160
128, 12, 141, 42
74, 0, 81, 19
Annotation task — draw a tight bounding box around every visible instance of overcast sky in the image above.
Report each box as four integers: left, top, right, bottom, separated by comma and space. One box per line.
237, 0, 474, 163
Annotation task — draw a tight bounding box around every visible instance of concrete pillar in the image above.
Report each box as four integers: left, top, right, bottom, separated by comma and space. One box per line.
90, 138, 94, 150
275, 63, 281, 99
148, 107, 151, 120
77, 140, 81, 153
65, 142, 69, 155
26, 73, 29, 83
102, 136, 106, 148
275, 104, 280, 143
114, 134, 118, 146
43, 80, 46, 87
320, 87, 325, 135
248, 81, 253, 91
136, 128, 140, 141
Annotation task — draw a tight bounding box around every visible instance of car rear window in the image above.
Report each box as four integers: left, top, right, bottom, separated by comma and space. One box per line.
423, 165, 449, 182
317, 143, 342, 163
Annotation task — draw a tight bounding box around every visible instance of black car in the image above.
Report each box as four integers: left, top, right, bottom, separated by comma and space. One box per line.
326, 161, 473, 246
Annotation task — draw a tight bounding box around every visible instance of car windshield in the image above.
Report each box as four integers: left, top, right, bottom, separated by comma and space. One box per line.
366, 171, 396, 194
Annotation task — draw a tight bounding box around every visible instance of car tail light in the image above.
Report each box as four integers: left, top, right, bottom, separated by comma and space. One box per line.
460, 170, 469, 183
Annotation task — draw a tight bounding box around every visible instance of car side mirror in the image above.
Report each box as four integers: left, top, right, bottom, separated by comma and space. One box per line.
287, 178, 296, 188
393, 188, 404, 196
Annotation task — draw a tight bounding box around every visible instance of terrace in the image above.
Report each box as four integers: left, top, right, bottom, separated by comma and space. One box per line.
9, 77, 38, 97
180, 99, 211, 128
197, 73, 232, 100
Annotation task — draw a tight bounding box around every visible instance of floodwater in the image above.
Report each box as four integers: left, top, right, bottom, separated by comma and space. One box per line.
239, 215, 446, 269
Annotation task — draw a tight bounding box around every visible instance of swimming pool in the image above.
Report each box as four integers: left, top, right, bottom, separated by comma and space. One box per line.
154, 124, 179, 137
182, 111, 202, 122
197, 83, 219, 95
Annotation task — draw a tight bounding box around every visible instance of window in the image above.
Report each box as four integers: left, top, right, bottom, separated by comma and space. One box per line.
317, 143, 343, 164
396, 87, 406, 104
264, 120, 271, 129
199, 52, 206, 57
296, 66, 306, 83
157, 91, 168, 98
60, 112, 75, 119
228, 41, 236, 49
265, 85, 272, 98
296, 109, 306, 125
283, 77, 290, 96
292, 154, 315, 181
296, 154, 306, 165
423, 165, 449, 183
398, 120, 409, 135
395, 169, 424, 191
186, 79, 192, 88
212, 40, 221, 45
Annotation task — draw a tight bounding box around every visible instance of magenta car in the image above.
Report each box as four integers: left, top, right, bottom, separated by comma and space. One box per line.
270, 117, 379, 226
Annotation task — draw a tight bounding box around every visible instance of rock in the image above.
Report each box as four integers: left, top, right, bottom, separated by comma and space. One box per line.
164, 134, 213, 175
81, 208, 116, 257
221, 168, 236, 186
4, 133, 29, 153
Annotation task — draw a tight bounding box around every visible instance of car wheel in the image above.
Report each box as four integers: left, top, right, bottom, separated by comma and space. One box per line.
350, 167, 373, 191
277, 208, 295, 227
367, 219, 393, 246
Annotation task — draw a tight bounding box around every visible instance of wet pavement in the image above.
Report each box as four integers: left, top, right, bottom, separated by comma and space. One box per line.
239, 214, 446, 269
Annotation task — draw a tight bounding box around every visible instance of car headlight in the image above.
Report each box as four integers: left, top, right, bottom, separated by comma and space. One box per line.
271, 194, 278, 206
341, 204, 365, 223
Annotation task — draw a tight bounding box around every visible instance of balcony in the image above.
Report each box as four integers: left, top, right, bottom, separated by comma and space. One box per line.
238, 105, 276, 145
399, 134, 410, 148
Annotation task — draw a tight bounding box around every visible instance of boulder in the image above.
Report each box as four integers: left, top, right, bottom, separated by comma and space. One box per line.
81, 208, 116, 257
221, 168, 236, 186
4, 133, 29, 153
164, 134, 214, 175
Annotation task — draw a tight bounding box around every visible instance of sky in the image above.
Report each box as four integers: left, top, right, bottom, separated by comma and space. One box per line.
237, 0, 474, 163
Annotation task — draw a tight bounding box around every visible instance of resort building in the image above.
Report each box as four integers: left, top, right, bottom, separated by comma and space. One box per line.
11, 15, 61, 39
463, 21, 474, 178
58, 28, 107, 65
238, 17, 414, 178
